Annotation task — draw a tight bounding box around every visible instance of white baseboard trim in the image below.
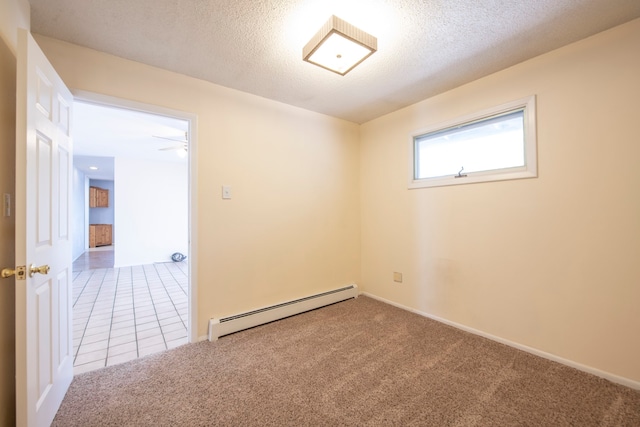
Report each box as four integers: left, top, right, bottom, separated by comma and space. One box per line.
208, 285, 358, 341
361, 292, 640, 391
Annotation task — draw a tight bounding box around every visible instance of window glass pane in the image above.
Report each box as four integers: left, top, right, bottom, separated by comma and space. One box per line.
415, 110, 525, 179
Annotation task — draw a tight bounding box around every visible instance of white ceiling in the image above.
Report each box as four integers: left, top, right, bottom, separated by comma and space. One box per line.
73, 101, 188, 180
30, 1, 640, 124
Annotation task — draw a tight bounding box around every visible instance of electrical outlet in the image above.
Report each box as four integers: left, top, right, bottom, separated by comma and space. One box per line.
393, 272, 403, 283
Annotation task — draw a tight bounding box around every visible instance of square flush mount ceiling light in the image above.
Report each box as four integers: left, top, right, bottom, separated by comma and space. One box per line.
303, 15, 377, 76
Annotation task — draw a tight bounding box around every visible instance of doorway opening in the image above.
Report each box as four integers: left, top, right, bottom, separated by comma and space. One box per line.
69, 93, 197, 374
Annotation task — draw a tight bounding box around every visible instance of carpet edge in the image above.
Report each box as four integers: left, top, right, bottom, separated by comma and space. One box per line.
360, 292, 640, 390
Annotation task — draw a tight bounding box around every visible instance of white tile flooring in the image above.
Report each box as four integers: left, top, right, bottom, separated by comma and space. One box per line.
72, 260, 189, 374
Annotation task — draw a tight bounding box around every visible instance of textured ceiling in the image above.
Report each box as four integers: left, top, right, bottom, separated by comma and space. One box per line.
30, 0, 640, 124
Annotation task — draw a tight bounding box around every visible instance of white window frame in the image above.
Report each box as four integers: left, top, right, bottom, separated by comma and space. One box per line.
408, 95, 537, 189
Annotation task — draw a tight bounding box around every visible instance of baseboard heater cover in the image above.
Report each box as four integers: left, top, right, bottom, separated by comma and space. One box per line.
208, 284, 358, 341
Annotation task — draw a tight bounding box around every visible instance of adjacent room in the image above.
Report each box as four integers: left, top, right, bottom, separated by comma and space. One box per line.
1, 0, 639, 425
71, 101, 191, 373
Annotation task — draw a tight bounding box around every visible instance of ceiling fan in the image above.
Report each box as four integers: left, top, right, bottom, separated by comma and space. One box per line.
152, 131, 188, 153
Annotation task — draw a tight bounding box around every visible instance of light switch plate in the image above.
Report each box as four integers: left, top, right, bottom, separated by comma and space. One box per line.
222, 186, 232, 199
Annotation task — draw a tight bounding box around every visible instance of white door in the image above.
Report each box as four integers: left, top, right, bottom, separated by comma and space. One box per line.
15, 28, 74, 427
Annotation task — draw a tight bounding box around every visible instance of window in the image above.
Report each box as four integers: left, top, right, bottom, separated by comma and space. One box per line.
409, 96, 537, 188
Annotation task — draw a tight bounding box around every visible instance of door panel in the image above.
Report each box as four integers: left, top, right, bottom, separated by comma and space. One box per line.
35, 282, 52, 400
36, 133, 52, 246
56, 270, 70, 365
16, 28, 73, 427
58, 146, 70, 239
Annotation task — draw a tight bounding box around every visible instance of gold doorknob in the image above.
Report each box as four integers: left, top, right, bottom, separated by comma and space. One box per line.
1, 265, 27, 280
1, 268, 15, 278
29, 264, 50, 277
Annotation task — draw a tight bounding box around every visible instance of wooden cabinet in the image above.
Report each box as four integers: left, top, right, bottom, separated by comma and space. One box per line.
89, 186, 109, 208
89, 224, 112, 247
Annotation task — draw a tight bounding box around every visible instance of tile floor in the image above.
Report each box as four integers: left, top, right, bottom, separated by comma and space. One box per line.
72, 249, 189, 374
72, 246, 114, 271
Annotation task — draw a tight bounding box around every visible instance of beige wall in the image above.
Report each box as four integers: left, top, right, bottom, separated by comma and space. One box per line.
0, 0, 28, 423
360, 18, 640, 383
32, 35, 362, 338
0, 0, 29, 55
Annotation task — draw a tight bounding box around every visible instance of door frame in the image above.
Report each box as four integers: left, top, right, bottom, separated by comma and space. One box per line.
72, 90, 198, 343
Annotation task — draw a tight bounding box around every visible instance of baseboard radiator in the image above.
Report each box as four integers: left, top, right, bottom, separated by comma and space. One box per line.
208, 284, 358, 341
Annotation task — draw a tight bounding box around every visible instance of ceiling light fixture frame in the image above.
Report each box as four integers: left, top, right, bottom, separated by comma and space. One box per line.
303, 15, 377, 76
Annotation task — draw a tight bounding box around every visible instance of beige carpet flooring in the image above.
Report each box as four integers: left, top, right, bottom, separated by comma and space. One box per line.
53, 296, 640, 426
